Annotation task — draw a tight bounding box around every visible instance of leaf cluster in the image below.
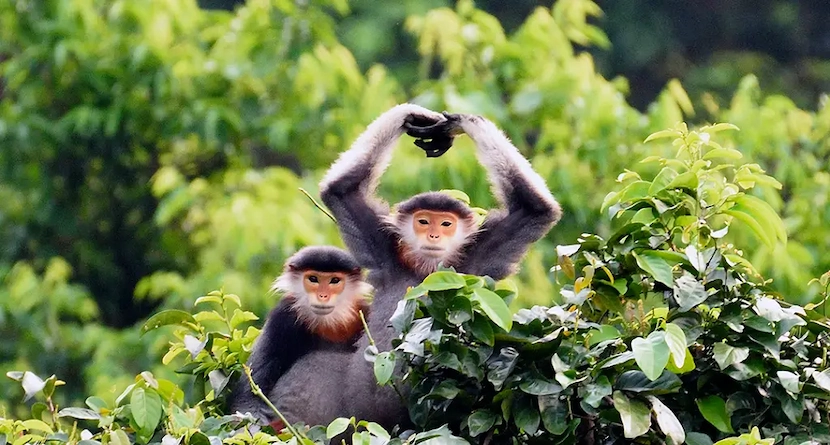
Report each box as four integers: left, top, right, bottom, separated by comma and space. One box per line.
384, 124, 830, 444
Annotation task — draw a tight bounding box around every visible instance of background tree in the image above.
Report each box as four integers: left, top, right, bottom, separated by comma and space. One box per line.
0, 0, 828, 425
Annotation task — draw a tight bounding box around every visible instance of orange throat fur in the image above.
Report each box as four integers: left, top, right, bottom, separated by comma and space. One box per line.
305, 300, 368, 343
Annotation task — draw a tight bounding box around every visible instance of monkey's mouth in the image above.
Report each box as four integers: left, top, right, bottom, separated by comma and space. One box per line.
420, 246, 445, 256
310, 305, 335, 315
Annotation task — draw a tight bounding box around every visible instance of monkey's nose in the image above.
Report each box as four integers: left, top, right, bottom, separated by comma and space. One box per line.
318, 294, 330, 301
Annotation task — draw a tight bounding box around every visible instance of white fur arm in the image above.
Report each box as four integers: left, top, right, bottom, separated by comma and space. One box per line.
459, 115, 560, 217
320, 104, 446, 195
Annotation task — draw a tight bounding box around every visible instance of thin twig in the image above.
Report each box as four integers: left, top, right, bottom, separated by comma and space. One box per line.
359, 309, 406, 402
243, 365, 303, 439
359, 309, 375, 348
299, 188, 336, 223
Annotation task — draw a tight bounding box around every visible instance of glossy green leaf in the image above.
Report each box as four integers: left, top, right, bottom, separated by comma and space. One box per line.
686, 432, 714, 445
374, 351, 396, 385
583, 376, 612, 408
614, 370, 682, 394
365, 422, 390, 440
130, 387, 162, 434
644, 129, 680, 143
633, 251, 674, 287
327, 418, 351, 439
539, 395, 569, 435
696, 395, 733, 433
703, 147, 743, 160
467, 410, 498, 437
777, 370, 800, 394
588, 325, 620, 346
141, 310, 196, 335
421, 271, 466, 291
648, 167, 679, 194
471, 287, 512, 332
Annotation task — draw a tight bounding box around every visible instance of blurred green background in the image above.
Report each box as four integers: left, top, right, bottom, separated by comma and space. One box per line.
1, 0, 828, 413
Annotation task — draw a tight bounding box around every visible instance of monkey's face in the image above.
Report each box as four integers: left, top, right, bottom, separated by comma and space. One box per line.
411, 210, 459, 256
301, 271, 348, 315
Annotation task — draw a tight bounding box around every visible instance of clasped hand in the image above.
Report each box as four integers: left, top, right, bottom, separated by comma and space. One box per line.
404, 111, 464, 158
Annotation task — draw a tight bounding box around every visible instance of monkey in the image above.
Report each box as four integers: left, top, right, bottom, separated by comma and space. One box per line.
229, 246, 372, 427
266, 104, 562, 431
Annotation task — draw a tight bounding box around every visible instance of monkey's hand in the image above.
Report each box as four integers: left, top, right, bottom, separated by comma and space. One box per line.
405, 112, 464, 158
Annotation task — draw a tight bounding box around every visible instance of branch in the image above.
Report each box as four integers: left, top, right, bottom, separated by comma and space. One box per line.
243, 365, 303, 439
299, 188, 336, 223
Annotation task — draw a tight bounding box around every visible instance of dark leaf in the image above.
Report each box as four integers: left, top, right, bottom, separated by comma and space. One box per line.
582, 376, 612, 408
614, 370, 681, 394
513, 395, 540, 435
487, 347, 519, 390
467, 410, 498, 437
469, 315, 495, 346
539, 395, 569, 435
519, 378, 563, 396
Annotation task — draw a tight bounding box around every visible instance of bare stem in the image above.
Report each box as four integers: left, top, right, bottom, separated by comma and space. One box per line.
299, 188, 336, 223
359, 310, 405, 401
359, 309, 375, 348
243, 365, 303, 439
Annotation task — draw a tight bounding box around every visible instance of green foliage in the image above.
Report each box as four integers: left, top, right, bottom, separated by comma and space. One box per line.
1, 288, 469, 445
383, 125, 830, 444
2, 0, 830, 443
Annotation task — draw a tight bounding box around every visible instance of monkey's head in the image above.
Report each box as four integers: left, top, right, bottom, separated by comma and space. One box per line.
388, 192, 478, 276
272, 246, 372, 340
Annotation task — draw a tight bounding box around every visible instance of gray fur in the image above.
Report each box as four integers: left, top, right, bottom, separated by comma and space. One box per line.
229, 247, 370, 424
267, 107, 560, 430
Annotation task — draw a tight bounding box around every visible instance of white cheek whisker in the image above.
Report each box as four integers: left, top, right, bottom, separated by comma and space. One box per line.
388, 215, 477, 277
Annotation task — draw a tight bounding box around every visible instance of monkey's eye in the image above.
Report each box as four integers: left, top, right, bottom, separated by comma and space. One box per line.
308, 275, 319, 283
441, 221, 452, 227
330, 277, 341, 284
418, 219, 429, 225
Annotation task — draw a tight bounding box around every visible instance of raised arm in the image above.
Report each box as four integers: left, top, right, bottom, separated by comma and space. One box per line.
460, 114, 561, 278
319, 104, 446, 269
407, 113, 561, 279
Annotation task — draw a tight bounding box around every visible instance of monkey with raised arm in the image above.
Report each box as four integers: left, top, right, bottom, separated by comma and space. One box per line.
267, 104, 561, 430
229, 246, 371, 427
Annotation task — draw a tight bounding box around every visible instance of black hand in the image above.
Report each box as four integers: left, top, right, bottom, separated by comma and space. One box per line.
414, 136, 453, 158
405, 112, 462, 158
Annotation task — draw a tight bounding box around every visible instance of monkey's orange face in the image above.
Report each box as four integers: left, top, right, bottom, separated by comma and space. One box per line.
302, 270, 348, 315
411, 210, 459, 257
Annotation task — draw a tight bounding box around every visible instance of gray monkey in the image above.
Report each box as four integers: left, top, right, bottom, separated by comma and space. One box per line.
267, 104, 561, 431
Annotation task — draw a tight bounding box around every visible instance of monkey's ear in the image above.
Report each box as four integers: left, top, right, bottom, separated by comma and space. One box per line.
287, 264, 299, 272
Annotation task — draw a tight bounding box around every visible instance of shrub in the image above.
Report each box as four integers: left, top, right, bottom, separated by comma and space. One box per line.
383, 124, 830, 444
